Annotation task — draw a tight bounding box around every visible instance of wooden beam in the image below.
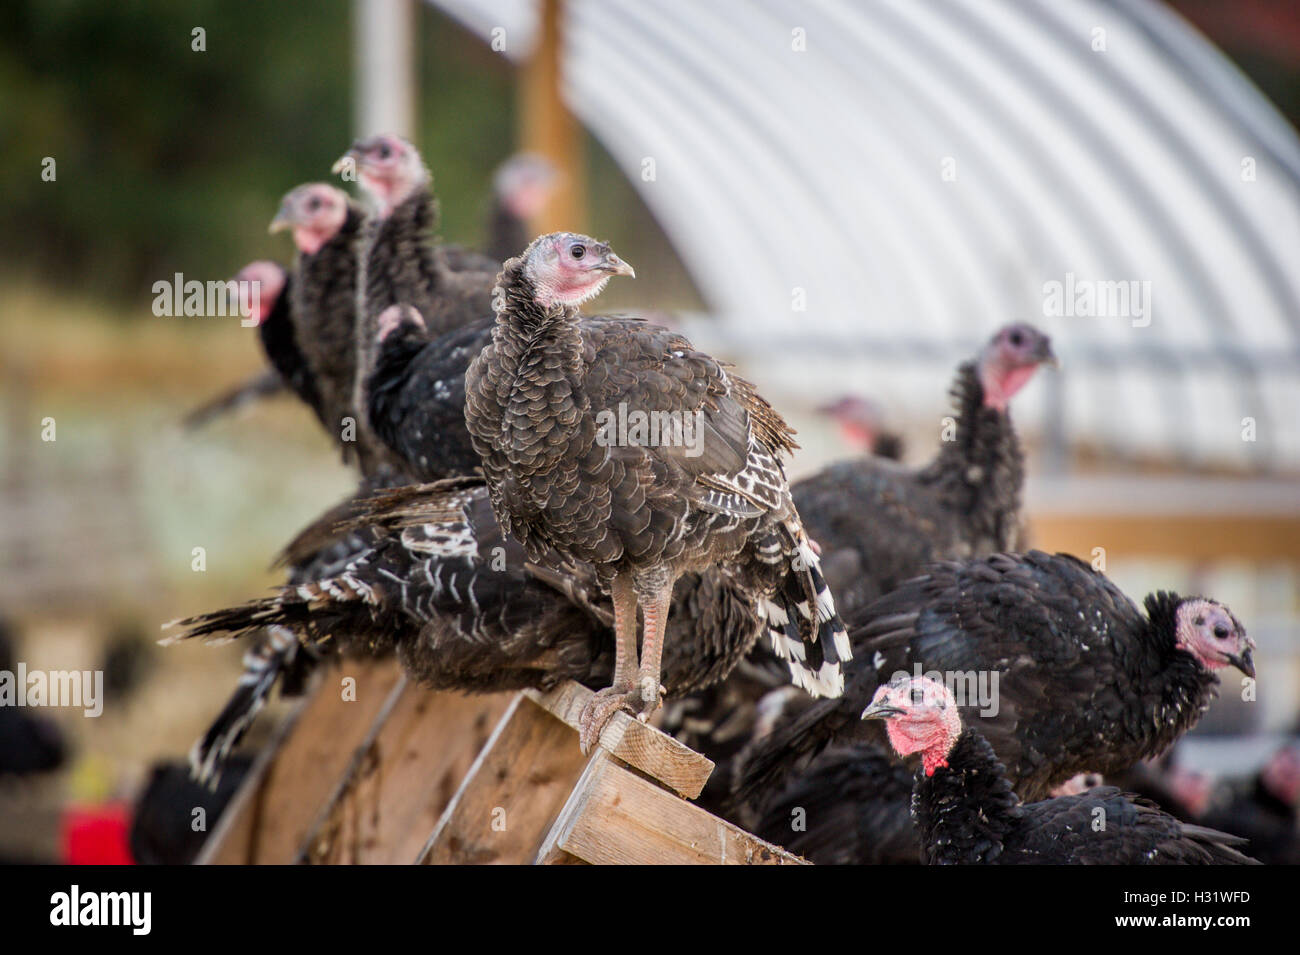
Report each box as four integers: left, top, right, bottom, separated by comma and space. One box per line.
301, 688, 513, 864
198, 656, 405, 864
536, 752, 807, 865
1028, 514, 1300, 562
419, 692, 591, 864
527, 683, 714, 799
519, 0, 586, 232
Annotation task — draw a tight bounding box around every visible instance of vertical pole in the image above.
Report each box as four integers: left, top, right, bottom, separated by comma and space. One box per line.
356, 0, 416, 139
519, 0, 586, 232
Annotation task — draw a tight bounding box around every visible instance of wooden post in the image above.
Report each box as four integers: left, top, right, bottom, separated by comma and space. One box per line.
520, 0, 586, 233
355, 0, 416, 138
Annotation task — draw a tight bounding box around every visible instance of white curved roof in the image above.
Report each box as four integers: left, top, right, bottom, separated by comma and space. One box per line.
431, 0, 1300, 471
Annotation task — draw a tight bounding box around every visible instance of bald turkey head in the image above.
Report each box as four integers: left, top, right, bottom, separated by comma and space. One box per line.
862, 675, 963, 776
495, 153, 558, 220
977, 323, 1057, 411
334, 134, 428, 216
1174, 598, 1255, 678
269, 183, 349, 255
520, 232, 635, 309
231, 261, 286, 326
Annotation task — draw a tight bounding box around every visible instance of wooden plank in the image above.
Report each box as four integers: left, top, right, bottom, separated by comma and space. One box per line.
527, 683, 714, 799
302, 689, 513, 864
199, 656, 405, 864
419, 693, 590, 864
536, 752, 806, 865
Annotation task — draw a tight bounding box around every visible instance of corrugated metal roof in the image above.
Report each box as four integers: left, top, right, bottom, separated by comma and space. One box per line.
430, 0, 1300, 471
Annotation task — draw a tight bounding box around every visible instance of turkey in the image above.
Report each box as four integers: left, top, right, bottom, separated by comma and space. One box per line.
364, 304, 491, 481
1200, 742, 1300, 865
268, 181, 375, 466
337, 132, 497, 340
863, 675, 1257, 864
464, 232, 850, 752
334, 134, 498, 478
484, 152, 558, 264
181, 261, 322, 430
752, 741, 919, 864
733, 550, 1255, 812
796, 322, 1056, 616
669, 325, 1054, 804
168, 476, 769, 704
815, 395, 904, 462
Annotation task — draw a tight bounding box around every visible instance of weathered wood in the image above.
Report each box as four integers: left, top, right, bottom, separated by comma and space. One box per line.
527, 683, 714, 799
536, 751, 806, 865
419, 692, 591, 864
303, 688, 514, 864
198, 656, 405, 864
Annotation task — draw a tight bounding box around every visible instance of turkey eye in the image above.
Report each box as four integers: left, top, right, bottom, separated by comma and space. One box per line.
1213, 624, 1230, 639
571, 245, 586, 259
1009, 331, 1023, 345
378, 143, 391, 159
308, 199, 321, 211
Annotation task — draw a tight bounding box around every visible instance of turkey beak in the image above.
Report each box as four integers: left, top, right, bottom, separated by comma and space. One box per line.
268, 201, 294, 234
600, 253, 635, 279
861, 700, 903, 722
1226, 646, 1255, 679
332, 141, 363, 175
1037, 340, 1060, 369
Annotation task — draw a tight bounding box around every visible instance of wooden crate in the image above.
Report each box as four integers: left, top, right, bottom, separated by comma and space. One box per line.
200, 665, 804, 865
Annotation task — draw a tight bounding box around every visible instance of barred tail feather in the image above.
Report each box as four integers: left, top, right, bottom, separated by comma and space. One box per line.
190, 626, 300, 786
765, 520, 850, 698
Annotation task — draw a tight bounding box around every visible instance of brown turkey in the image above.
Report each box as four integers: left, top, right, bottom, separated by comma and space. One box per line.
863, 675, 1257, 864
464, 232, 850, 751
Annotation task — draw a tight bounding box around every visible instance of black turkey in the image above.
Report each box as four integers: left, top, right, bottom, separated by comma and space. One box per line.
484, 152, 557, 264
364, 304, 491, 481
863, 675, 1257, 864
1200, 742, 1300, 865
268, 182, 370, 461
734, 550, 1255, 812
815, 395, 904, 462
797, 322, 1056, 617
168, 476, 770, 707
465, 232, 849, 751
181, 261, 322, 431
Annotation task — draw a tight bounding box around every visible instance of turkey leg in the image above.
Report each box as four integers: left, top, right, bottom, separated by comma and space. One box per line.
577, 571, 640, 754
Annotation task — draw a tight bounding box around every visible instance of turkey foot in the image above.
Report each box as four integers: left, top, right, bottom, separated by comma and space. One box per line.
576, 674, 666, 754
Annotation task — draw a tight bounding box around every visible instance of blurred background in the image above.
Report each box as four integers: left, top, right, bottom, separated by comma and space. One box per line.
1, 0, 1297, 862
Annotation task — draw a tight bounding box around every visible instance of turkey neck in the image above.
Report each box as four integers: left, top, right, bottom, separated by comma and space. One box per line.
917, 361, 1024, 547
912, 730, 1019, 864
489, 264, 590, 470
1127, 592, 1223, 758
487, 197, 527, 265
353, 188, 443, 473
